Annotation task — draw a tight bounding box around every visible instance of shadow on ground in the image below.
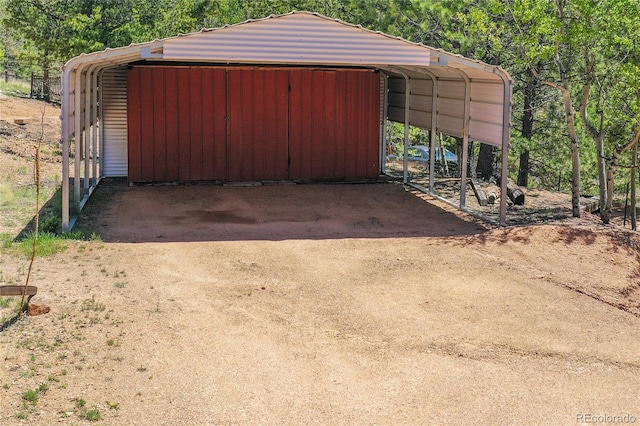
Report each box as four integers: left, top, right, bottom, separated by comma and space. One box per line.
74, 179, 488, 243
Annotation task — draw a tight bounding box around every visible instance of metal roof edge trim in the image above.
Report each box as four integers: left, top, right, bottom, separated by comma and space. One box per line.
63, 41, 163, 72
437, 50, 513, 83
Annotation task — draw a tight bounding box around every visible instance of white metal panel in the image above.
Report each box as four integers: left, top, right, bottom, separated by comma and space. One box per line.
163, 13, 431, 67
388, 77, 405, 93
437, 82, 466, 138
469, 120, 503, 146
101, 67, 128, 177
470, 100, 503, 125
387, 106, 405, 123
470, 81, 504, 105
438, 80, 466, 100
468, 81, 504, 146
387, 76, 404, 123
409, 110, 432, 129
409, 94, 432, 113
437, 114, 464, 138
387, 76, 406, 123
438, 98, 465, 119
410, 79, 433, 97
386, 73, 503, 144
388, 92, 405, 108
456, 67, 502, 80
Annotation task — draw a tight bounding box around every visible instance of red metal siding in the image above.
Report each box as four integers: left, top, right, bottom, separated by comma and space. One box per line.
189, 68, 203, 180
227, 69, 289, 181
164, 68, 180, 181
289, 69, 380, 180
152, 69, 167, 181
287, 69, 308, 179
127, 66, 227, 182
128, 67, 379, 183
176, 68, 191, 181
200, 68, 227, 180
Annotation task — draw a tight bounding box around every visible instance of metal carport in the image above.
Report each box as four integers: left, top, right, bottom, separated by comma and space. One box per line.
60, 11, 512, 231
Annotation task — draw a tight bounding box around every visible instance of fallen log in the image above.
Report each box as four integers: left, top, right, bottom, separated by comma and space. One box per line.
507, 180, 525, 205
470, 179, 488, 206
582, 197, 600, 213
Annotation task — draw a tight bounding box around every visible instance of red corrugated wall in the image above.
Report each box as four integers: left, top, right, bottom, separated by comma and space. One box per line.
128, 67, 380, 182
227, 69, 289, 181
289, 69, 380, 179
128, 66, 227, 182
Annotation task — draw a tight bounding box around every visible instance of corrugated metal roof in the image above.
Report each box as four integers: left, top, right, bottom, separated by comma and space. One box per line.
163, 12, 431, 67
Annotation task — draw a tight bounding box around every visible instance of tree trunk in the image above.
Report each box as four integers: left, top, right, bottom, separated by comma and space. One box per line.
455, 137, 463, 178
578, 49, 607, 222
602, 129, 640, 224
438, 133, 449, 175
569, 126, 582, 217
596, 132, 607, 219
556, 83, 581, 217
477, 144, 494, 181
602, 153, 620, 224
518, 80, 536, 187
470, 179, 488, 206
517, 150, 530, 187
42, 54, 50, 103
546, 10, 581, 218
536, 51, 582, 216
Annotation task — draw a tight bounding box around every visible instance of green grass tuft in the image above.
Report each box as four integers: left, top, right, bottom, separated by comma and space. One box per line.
0, 80, 31, 97
0, 233, 13, 248
85, 409, 101, 421
14, 232, 69, 257
22, 389, 39, 405
0, 182, 16, 206
89, 232, 103, 242
81, 296, 105, 312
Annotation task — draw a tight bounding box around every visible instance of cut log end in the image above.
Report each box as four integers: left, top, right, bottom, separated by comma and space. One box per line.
507, 180, 525, 205
13, 117, 31, 125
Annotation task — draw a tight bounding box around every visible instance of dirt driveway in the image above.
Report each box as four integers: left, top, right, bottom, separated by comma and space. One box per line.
2, 182, 640, 425
77, 180, 486, 242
